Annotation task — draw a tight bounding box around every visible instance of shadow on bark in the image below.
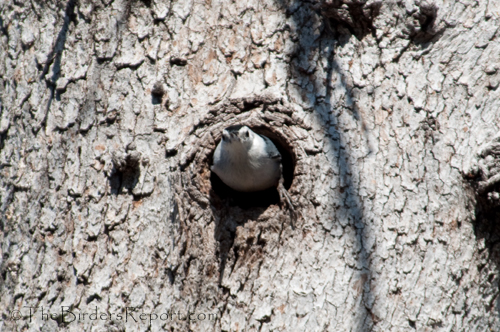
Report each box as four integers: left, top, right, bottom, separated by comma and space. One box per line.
280, 2, 375, 328
472, 204, 500, 314
108, 147, 143, 195
463, 134, 500, 315
468, 176, 500, 314
108, 166, 141, 195
278, 0, 444, 328
36, 0, 77, 129
210, 202, 268, 286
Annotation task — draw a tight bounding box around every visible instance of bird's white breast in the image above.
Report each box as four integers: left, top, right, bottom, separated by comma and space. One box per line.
212, 135, 280, 192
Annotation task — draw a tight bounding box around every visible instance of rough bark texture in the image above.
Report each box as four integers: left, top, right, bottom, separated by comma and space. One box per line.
1, 0, 500, 331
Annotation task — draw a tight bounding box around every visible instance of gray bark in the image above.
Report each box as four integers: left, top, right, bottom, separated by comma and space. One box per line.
1, 0, 500, 331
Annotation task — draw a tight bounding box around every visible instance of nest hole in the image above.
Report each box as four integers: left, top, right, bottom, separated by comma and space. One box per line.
209, 125, 295, 209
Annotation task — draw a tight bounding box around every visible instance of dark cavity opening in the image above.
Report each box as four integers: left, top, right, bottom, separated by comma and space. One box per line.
209, 126, 295, 209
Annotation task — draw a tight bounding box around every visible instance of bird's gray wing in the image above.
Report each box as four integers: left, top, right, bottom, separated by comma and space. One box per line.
211, 141, 223, 172
260, 135, 281, 160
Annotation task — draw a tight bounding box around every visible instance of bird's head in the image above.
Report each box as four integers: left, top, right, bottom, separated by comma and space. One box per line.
221, 125, 254, 150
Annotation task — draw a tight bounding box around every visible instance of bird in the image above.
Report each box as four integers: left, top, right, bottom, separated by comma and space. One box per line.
211, 125, 295, 216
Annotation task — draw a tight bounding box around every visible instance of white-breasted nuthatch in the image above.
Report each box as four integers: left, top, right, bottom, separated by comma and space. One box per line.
211, 125, 295, 214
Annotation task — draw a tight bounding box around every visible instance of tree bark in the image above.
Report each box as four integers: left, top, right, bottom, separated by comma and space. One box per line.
1, 0, 500, 331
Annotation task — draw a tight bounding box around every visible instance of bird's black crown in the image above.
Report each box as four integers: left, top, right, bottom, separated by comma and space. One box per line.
225, 124, 245, 133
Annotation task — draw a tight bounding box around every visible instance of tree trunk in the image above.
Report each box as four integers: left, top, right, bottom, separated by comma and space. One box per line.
1, 0, 500, 331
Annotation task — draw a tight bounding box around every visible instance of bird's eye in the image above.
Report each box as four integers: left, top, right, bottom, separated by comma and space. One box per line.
244, 131, 249, 138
